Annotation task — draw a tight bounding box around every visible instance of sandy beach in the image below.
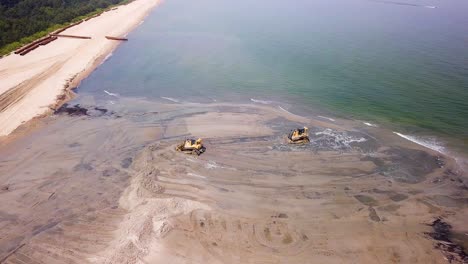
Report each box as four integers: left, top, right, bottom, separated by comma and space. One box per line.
0, 0, 161, 136
0, 98, 466, 263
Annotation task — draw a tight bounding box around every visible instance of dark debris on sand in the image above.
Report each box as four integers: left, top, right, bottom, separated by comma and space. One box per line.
426, 218, 468, 263
54, 103, 88, 116
54, 104, 115, 117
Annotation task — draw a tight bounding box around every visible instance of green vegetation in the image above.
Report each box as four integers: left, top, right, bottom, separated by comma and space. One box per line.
0, 0, 129, 56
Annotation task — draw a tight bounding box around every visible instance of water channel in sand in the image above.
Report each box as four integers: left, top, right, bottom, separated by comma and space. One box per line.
0, 95, 467, 263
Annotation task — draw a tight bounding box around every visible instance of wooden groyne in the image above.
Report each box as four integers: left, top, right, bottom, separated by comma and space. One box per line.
16, 36, 58, 56
15, 36, 50, 54
14, 19, 86, 56
12, 5, 123, 56
105, 36, 128, 41
51, 34, 92, 39
41, 36, 58, 45
13, 6, 124, 56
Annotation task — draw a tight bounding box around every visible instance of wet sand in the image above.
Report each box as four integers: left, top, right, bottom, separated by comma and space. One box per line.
0, 0, 161, 137
0, 98, 467, 263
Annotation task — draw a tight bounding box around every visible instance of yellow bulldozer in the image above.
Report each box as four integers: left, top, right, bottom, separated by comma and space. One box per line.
287, 127, 310, 144
176, 138, 206, 155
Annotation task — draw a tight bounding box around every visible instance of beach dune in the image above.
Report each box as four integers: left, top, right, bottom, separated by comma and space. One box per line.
0, 0, 161, 136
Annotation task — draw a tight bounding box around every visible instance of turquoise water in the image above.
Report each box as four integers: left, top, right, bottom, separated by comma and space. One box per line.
78, 0, 468, 148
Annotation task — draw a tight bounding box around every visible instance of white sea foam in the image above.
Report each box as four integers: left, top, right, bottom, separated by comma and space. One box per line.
251, 98, 273, 105
315, 129, 367, 149
318, 116, 335, 122
138, 20, 145, 26
393, 132, 445, 153
278, 106, 292, 114
186, 157, 197, 163
363, 122, 378, 127
205, 161, 222, 169
99, 53, 113, 66
161, 97, 180, 103
104, 90, 119, 97
103, 52, 113, 62
424, 5, 436, 9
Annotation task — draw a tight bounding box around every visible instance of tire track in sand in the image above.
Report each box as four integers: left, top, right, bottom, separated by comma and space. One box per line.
0, 60, 65, 113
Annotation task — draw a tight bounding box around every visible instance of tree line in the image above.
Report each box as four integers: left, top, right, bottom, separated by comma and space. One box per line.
0, 0, 127, 55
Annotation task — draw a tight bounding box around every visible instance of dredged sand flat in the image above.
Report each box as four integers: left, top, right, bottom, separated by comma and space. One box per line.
0, 99, 467, 263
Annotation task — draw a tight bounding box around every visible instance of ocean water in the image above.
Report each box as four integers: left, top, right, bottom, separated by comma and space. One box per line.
78, 0, 468, 151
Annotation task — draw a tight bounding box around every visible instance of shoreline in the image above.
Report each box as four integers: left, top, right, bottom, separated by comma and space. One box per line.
0, 0, 162, 137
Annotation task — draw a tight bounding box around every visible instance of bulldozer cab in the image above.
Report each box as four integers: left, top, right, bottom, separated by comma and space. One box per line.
184, 138, 203, 150
288, 127, 310, 144
176, 138, 206, 155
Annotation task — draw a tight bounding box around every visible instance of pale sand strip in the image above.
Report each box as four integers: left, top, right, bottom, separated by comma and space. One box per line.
0, 0, 162, 136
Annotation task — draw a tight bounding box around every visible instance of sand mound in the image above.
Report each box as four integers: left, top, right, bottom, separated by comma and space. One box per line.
97, 144, 210, 264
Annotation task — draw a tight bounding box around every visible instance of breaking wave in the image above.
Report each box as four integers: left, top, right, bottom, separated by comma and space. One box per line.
316, 129, 366, 143
99, 52, 113, 66
393, 132, 445, 154
104, 90, 119, 97
363, 122, 378, 127
251, 98, 273, 105
318, 116, 335, 122
161, 97, 180, 103
278, 106, 293, 115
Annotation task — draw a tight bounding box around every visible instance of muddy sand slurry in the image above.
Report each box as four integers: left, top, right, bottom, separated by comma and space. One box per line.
0, 98, 467, 263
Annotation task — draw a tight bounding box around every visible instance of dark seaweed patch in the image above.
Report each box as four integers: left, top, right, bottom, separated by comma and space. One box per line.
55, 104, 114, 117
426, 218, 468, 263
94, 107, 108, 114
55, 103, 88, 116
